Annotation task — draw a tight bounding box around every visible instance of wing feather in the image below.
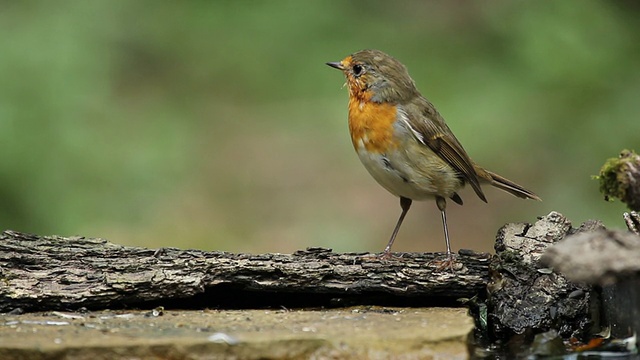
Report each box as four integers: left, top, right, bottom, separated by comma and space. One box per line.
399, 100, 487, 203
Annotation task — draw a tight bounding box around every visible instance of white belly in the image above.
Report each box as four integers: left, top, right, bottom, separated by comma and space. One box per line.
355, 144, 463, 201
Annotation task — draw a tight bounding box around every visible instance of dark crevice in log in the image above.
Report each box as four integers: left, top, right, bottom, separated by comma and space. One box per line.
129, 284, 463, 311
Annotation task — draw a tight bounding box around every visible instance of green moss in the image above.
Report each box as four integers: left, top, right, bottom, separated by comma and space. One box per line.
596, 149, 640, 210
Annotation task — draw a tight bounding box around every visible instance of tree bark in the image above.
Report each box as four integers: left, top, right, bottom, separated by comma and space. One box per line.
485, 212, 601, 340
0, 230, 490, 312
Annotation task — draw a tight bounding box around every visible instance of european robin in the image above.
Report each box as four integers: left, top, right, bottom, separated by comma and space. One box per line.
327, 49, 541, 262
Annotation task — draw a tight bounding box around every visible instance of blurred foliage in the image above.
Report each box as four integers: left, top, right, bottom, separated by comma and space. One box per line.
1, 0, 639, 253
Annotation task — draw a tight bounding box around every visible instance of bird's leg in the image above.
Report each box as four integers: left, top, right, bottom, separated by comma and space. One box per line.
381, 197, 412, 258
431, 196, 457, 270
436, 196, 452, 256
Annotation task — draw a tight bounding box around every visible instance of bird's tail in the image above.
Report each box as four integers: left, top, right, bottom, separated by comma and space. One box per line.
485, 170, 541, 201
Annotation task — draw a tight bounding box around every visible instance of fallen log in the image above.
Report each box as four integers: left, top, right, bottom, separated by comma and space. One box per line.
0, 230, 491, 312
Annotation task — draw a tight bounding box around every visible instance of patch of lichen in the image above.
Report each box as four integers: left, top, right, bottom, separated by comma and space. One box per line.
596, 149, 640, 211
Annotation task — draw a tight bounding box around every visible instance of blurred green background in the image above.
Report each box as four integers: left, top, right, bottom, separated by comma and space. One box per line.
2, 0, 639, 254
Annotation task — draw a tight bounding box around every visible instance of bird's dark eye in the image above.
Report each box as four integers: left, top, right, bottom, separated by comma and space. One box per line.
352, 64, 364, 76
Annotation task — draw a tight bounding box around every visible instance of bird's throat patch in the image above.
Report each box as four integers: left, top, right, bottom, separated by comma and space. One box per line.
348, 99, 398, 153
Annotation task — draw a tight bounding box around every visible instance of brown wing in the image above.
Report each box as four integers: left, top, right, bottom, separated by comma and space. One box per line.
401, 99, 487, 203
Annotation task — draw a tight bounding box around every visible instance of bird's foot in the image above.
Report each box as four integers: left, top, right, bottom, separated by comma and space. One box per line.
429, 252, 460, 272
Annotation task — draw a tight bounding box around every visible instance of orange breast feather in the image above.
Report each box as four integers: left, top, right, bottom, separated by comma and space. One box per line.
348, 98, 398, 154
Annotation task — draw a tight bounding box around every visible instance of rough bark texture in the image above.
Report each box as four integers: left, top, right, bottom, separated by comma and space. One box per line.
0, 230, 491, 312
541, 227, 640, 339
485, 212, 599, 340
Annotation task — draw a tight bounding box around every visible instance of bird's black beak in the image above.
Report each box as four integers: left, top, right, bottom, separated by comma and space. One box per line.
326, 61, 344, 70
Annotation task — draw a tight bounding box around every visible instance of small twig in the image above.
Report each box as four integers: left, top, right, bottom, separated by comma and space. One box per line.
623, 211, 640, 235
